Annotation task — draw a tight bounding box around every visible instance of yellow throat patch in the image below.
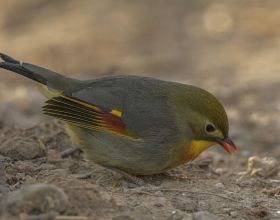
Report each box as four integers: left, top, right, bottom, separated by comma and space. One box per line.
175, 140, 216, 167
189, 140, 216, 160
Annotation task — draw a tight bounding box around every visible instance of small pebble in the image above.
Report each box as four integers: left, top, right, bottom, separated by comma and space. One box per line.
1, 183, 69, 215
215, 182, 224, 188
247, 156, 279, 177
237, 171, 247, 176
198, 201, 208, 210
0, 137, 45, 160
223, 208, 232, 212
230, 211, 238, 217
214, 168, 227, 175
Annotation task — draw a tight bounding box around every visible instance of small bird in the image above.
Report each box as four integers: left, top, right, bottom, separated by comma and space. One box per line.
0, 53, 236, 176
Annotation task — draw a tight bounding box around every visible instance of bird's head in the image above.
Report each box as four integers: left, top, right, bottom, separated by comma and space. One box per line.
170, 84, 237, 156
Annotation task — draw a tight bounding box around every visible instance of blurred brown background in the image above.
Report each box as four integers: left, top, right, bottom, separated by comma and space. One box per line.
0, 0, 279, 155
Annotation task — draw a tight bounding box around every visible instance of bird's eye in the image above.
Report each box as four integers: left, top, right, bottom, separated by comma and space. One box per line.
205, 123, 216, 133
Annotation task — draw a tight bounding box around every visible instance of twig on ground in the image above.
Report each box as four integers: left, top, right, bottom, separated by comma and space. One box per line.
130, 189, 163, 197
130, 188, 239, 202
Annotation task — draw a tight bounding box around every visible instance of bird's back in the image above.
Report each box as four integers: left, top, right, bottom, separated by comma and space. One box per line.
65, 75, 179, 138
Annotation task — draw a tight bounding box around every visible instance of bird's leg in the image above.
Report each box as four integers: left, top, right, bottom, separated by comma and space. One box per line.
60, 146, 81, 158
110, 168, 145, 186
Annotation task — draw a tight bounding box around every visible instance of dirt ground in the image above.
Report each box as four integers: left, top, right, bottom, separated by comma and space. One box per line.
0, 1, 280, 220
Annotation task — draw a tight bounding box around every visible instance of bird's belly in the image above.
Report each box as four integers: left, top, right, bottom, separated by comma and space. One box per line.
65, 124, 216, 174
65, 125, 176, 175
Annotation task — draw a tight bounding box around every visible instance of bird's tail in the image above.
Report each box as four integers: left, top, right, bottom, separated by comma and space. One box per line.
0, 53, 80, 94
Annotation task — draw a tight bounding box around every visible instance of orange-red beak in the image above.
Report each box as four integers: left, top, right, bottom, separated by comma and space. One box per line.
217, 138, 237, 155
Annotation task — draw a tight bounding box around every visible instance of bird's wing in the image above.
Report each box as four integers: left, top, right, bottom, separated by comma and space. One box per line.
43, 95, 135, 139
43, 76, 179, 140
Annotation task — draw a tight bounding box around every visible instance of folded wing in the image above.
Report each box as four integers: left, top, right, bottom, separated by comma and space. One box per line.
43, 95, 135, 139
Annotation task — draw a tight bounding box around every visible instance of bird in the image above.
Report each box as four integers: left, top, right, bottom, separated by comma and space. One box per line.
0, 53, 236, 177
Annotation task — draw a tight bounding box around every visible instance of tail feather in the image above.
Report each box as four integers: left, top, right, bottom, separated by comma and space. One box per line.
0, 53, 21, 64
0, 53, 79, 91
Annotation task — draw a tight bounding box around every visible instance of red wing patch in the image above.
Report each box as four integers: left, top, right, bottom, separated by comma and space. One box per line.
102, 112, 127, 135
43, 95, 132, 138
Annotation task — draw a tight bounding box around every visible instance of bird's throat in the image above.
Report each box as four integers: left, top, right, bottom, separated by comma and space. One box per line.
189, 140, 216, 160
175, 140, 216, 167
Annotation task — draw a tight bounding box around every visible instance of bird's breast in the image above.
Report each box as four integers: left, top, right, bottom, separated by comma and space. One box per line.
175, 140, 216, 166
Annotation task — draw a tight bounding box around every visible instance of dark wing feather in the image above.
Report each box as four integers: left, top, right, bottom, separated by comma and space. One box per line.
43, 95, 134, 138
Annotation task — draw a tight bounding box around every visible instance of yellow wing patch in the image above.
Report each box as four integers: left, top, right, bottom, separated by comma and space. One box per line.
61, 95, 101, 112
110, 109, 122, 117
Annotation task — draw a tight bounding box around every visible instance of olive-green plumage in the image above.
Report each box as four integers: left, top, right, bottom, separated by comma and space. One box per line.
0, 53, 236, 175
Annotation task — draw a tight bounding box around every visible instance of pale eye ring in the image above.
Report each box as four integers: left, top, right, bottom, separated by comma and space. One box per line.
205, 122, 216, 133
